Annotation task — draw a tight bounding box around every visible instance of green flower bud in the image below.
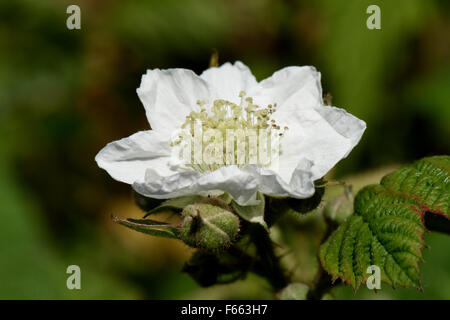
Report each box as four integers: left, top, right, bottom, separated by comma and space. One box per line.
323, 186, 354, 224
180, 203, 240, 251
278, 283, 309, 300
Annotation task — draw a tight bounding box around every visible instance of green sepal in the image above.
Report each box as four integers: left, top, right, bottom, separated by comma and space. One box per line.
231, 192, 268, 230
112, 216, 180, 239
286, 180, 325, 214
143, 195, 203, 217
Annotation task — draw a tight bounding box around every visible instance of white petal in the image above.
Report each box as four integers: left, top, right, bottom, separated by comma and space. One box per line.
254, 66, 366, 183
95, 130, 176, 184
242, 161, 315, 199
133, 161, 317, 206
98, 63, 366, 208
200, 61, 257, 103
314, 105, 366, 155
133, 165, 260, 206
249, 66, 322, 110
137, 68, 211, 135
269, 100, 364, 182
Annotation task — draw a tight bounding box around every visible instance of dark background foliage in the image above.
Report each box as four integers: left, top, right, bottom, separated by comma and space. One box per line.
0, 0, 448, 299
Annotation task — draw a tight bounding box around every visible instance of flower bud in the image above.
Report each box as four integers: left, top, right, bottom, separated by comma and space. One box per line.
278, 283, 309, 300
180, 203, 240, 251
323, 186, 354, 224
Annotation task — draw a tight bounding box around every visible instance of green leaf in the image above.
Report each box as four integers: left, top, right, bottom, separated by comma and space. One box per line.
112, 216, 180, 239
320, 156, 449, 291
143, 195, 203, 217
231, 192, 268, 230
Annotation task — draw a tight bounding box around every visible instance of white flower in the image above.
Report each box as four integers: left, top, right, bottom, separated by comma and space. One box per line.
95, 61, 366, 206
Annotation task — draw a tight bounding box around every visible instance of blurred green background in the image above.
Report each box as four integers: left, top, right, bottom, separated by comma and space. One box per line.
0, 0, 448, 299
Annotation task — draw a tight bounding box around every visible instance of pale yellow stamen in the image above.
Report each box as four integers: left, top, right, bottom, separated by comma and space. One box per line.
172, 92, 288, 172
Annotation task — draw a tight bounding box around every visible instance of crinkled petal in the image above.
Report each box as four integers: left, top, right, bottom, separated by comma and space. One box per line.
241, 160, 315, 199
249, 66, 322, 110
137, 68, 211, 135
200, 61, 257, 104
314, 105, 366, 155
132, 160, 317, 206
133, 165, 260, 206
97, 63, 367, 207
95, 130, 176, 184
270, 101, 365, 182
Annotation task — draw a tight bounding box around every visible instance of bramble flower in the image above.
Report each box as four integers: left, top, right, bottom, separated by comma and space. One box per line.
95, 62, 366, 206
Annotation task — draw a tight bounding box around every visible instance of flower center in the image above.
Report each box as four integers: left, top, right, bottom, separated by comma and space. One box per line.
171, 92, 287, 172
